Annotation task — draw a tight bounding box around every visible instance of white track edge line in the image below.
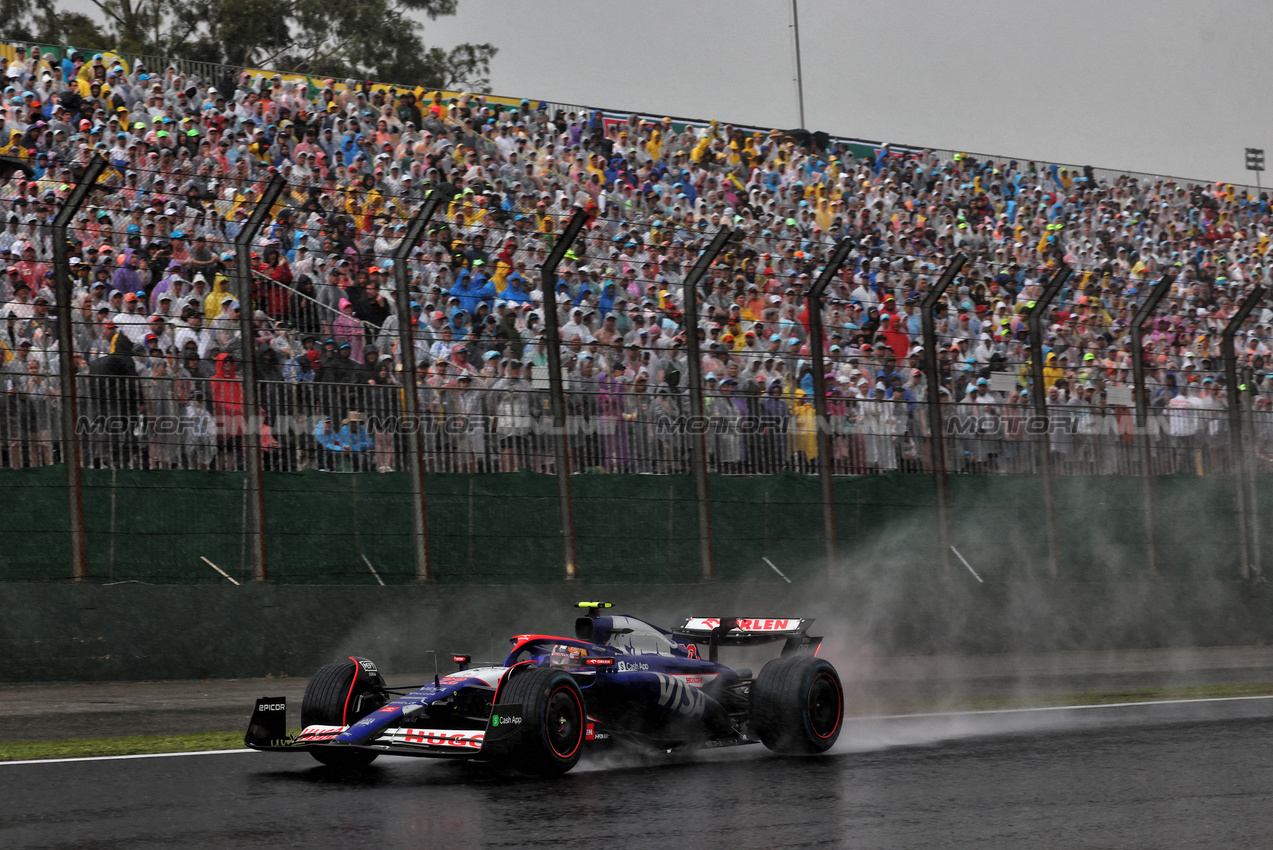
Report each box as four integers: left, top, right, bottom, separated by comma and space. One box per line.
848, 694, 1273, 722
0, 748, 253, 766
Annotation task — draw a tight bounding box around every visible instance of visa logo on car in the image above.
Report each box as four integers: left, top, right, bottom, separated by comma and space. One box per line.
655, 673, 706, 718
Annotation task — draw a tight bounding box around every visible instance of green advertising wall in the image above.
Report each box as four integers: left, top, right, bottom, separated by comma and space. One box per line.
0, 467, 1257, 585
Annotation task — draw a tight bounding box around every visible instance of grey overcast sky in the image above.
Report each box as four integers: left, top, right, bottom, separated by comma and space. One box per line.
414, 0, 1273, 187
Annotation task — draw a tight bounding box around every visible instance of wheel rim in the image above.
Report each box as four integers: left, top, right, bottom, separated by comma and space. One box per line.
807, 672, 842, 739
546, 686, 583, 759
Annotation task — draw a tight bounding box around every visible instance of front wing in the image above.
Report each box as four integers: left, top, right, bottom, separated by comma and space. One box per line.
245, 696, 592, 761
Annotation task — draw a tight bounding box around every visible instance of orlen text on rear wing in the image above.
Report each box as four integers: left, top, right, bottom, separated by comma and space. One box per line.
674, 617, 822, 661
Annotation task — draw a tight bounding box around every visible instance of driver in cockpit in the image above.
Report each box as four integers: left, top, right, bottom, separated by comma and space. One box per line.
548, 644, 586, 668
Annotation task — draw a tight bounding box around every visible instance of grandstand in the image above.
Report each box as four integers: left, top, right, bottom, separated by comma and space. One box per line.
1, 39, 1270, 583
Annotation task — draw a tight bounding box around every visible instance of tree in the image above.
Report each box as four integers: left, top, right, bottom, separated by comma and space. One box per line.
2, 0, 111, 47
7, 0, 495, 91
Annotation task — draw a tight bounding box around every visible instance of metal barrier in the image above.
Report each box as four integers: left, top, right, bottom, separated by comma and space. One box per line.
5, 371, 1248, 480
6, 291, 1269, 585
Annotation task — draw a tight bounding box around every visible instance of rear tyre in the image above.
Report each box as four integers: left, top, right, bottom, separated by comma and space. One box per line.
751, 654, 843, 754
301, 657, 386, 768
496, 666, 586, 776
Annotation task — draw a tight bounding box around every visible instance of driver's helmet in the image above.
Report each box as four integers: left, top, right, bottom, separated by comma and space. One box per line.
549, 644, 585, 668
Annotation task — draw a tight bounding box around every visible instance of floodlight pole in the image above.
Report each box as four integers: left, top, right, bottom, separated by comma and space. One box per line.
1246, 147, 1264, 197
791, 0, 806, 128
807, 239, 853, 575
920, 253, 967, 578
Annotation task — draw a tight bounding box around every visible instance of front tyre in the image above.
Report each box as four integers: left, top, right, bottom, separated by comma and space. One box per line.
301, 657, 386, 768
751, 654, 843, 754
495, 666, 586, 776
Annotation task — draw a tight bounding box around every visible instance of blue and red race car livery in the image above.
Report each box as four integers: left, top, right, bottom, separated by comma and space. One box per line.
245, 602, 844, 775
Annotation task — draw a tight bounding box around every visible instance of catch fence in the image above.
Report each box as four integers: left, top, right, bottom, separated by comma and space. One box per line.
7, 374, 1261, 479
2, 40, 1271, 584
6, 208, 1271, 586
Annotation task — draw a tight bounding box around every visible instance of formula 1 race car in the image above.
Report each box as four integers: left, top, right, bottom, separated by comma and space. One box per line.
245, 603, 843, 775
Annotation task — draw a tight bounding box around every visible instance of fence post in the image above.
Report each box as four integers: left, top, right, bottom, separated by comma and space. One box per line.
539, 208, 590, 580
680, 226, 735, 582
1223, 285, 1265, 581
807, 239, 853, 575
392, 196, 441, 583
1130, 272, 1176, 578
920, 254, 967, 578
52, 154, 107, 581
234, 174, 286, 582
1247, 368, 1262, 581
1026, 263, 1071, 579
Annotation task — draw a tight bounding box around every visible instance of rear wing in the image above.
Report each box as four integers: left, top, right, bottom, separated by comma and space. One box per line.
674, 617, 822, 661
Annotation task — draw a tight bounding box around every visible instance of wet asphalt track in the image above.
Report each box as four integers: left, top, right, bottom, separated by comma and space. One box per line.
4, 699, 1273, 850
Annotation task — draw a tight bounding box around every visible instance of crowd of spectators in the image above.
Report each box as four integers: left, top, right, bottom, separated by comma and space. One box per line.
0, 42, 1271, 475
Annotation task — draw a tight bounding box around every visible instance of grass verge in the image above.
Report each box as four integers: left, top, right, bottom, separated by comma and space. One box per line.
5, 682, 1273, 761
0, 731, 245, 761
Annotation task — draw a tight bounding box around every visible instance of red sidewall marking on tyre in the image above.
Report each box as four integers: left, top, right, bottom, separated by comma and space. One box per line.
492, 659, 535, 706
341, 656, 361, 726
810, 672, 842, 739
547, 685, 584, 759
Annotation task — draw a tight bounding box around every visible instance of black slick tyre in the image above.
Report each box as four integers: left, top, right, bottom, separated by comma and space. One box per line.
301, 657, 386, 768
496, 666, 586, 776
750, 654, 843, 754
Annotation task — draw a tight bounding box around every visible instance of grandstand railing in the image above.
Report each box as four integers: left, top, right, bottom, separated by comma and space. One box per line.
6, 372, 1257, 480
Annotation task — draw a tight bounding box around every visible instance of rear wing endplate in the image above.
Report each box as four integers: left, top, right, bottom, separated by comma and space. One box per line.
674, 618, 822, 661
